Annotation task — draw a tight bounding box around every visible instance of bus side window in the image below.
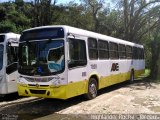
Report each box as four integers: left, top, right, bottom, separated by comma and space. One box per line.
126, 45, 132, 59
133, 47, 138, 59
141, 48, 144, 59
68, 38, 87, 68
98, 40, 109, 59
6, 45, 18, 74
88, 38, 98, 60
119, 44, 126, 59
137, 48, 140, 59
109, 42, 119, 59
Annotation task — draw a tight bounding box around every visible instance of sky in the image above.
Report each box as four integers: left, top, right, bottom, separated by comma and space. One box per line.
0, 0, 80, 4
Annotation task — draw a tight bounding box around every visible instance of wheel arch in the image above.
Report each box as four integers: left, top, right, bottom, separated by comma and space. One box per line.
131, 68, 135, 76
88, 74, 99, 90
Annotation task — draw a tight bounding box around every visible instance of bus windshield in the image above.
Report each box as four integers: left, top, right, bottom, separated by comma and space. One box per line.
18, 40, 64, 76
0, 45, 4, 70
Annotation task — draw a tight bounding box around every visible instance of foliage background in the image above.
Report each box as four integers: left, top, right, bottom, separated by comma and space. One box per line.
0, 0, 160, 79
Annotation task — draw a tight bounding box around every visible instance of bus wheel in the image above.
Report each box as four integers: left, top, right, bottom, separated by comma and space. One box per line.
130, 70, 134, 83
84, 78, 97, 100
0, 94, 5, 98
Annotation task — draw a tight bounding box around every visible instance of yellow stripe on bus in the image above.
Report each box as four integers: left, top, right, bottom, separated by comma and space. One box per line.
18, 69, 145, 99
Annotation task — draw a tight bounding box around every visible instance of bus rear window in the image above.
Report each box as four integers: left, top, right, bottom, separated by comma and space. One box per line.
0, 35, 5, 42
20, 28, 64, 41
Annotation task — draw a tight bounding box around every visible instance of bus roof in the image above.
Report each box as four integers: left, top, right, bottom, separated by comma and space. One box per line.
0, 32, 20, 44
22, 25, 143, 48
0, 32, 20, 36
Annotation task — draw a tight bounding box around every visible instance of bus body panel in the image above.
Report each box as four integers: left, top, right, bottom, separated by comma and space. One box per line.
18, 70, 68, 99
18, 25, 145, 99
6, 71, 18, 93
0, 33, 20, 95
0, 41, 6, 94
0, 62, 7, 94
67, 67, 88, 98
0, 83, 8, 94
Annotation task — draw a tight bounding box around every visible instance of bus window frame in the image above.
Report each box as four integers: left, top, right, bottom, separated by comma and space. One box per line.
126, 45, 133, 59
88, 37, 98, 60
109, 42, 119, 59
118, 44, 126, 59
68, 38, 87, 69
98, 39, 109, 60
6, 42, 18, 74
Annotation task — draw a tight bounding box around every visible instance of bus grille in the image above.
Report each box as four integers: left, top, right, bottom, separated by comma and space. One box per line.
24, 77, 53, 82
30, 90, 46, 94
28, 84, 49, 87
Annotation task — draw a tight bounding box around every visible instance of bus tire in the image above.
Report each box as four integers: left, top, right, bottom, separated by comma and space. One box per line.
129, 70, 134, 83
84, 78, 98, 100
0, 94, 5, 98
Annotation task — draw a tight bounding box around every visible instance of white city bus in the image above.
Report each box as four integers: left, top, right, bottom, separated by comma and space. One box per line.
18, 25, 145, 99
0, 33, 20, 95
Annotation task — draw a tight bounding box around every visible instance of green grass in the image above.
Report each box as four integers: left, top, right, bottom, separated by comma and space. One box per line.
157, 76, 160, 81
143, 69, 160, 82
144, 69, 150, 77
136, 69, 150, 81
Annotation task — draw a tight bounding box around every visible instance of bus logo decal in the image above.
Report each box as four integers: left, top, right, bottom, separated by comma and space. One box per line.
35, 83, 40, 88
111, 63, 119, 72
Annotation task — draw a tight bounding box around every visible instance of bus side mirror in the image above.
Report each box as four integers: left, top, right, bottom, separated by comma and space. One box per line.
67, 60, 71, 63
68, 59, 71, 67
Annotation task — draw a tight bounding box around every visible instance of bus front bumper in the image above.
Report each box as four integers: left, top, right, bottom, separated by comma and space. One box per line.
0, 82, 7, 94
17, 84, 67, 99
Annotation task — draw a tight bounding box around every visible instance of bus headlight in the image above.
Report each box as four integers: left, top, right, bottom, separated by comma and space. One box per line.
52, 80, 61, 86
18, 77, 26, 86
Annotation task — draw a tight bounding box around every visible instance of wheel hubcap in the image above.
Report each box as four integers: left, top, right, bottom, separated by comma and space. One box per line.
131, 73, 134, 81
89, 83, 97, 98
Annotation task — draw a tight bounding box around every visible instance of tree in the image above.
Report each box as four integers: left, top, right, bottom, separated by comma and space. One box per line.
0, 4, 6, 22
15, 0, 24, 7
116, 0, 160, 43
32, 0, 57, 26
0, 20, 17, 33
80, 0, 105, 32
149, 14, 160, 79
53, 2, 94, 30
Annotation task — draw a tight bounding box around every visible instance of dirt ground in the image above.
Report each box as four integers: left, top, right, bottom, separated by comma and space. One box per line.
36, 79, 160, 120
57, 80, 160, 114
0, 79, 160, 120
